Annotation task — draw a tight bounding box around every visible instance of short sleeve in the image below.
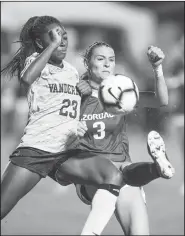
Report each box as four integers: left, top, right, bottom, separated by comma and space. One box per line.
20, 52, 39, 78
75, 68, 79, 82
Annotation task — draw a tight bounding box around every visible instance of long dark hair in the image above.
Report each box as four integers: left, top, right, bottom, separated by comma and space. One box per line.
1, 15, 63, 81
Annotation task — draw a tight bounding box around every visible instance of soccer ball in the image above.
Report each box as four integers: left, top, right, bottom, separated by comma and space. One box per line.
98, 74, 139, 115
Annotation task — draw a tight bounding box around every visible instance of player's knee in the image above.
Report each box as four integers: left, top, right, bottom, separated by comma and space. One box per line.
1, 193, 20, 220
1, 203, 12, 220
103, 169, 124, 187
55, 170, 71, 186
1, 207, 6, 220
95, 169, 124, 197
119, 186, 146, 206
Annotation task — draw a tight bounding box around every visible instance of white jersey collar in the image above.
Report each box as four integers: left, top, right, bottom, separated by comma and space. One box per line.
48, 61, 66, 74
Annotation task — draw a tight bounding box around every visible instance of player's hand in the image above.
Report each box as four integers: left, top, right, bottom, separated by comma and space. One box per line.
76, 80, 92, 96
147, 46, 165, 68
77, 121, 88, 137
48, 29, 62, 49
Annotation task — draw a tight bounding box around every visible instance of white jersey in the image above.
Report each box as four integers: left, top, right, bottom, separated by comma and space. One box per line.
18, 53, 81, 153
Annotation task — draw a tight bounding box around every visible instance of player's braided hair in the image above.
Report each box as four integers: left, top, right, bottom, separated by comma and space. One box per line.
1, 15, 63, 81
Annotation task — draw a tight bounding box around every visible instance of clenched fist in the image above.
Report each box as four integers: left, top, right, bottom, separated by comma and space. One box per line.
48, 28, 62, 49
76, 80, 92, 96
147, 46, 165, 68
77, 121, 88, 137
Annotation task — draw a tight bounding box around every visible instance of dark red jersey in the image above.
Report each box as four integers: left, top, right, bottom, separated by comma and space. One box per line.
78, 94, 130, 162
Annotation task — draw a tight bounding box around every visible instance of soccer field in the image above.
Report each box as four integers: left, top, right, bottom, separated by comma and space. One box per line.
1, 129, 184, 235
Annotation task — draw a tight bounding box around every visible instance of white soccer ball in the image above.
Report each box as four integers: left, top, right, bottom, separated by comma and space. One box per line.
98, 74, 139, 115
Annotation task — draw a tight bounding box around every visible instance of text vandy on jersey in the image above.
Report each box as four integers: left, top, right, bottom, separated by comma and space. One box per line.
48, 83, 79, 95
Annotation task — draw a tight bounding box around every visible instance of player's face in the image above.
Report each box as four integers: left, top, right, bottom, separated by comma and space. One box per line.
88, 46, 115, 84
40, 23, 68, 64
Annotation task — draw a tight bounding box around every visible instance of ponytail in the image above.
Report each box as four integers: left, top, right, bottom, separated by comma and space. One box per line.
1, 15, 64, 82
1, 16, 38, 81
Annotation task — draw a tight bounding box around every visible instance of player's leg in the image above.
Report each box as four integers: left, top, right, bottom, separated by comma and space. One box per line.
1, 162, 41, 219
48, 167, 72, 186
56, 153, 124, 235
120, 131, 175, 187
56, 152, 124, 187
75, 183, 117, 235
75, 184, 149, 235
115, 186, 149, 235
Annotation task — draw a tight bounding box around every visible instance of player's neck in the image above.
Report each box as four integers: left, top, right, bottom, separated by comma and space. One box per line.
48, 59, 64, 69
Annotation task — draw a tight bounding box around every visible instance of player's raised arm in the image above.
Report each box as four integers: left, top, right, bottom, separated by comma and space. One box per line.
22, 29, 61, 86
138, 46, 168, 108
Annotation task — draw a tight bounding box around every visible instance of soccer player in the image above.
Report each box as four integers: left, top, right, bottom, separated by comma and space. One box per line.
1, 15, 81, 218
1, 16, 126, 234
53, 42, 175, 235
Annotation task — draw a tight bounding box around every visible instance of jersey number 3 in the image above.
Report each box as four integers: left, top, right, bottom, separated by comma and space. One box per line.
93, 121, 105, 139
59, 99, 78, 119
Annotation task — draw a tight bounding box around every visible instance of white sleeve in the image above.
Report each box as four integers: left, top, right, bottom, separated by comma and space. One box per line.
75, 68, 80, 82
20, 52, 39, 78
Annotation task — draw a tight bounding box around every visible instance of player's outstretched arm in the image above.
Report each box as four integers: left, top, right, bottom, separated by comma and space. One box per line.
138, 46, 168, 108
21, 29, 61, 86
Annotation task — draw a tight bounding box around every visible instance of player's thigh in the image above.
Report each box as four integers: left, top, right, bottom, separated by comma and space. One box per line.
56, 153, 123, 186
115, 161, 132, 171
1, 162, 41, 216
48, 167, 72, 186
115, 186, 149, 235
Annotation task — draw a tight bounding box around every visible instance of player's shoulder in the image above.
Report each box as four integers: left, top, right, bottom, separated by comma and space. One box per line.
63, 60, 78, 73
63, 60, 79, 81
81, 95, 101, 115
